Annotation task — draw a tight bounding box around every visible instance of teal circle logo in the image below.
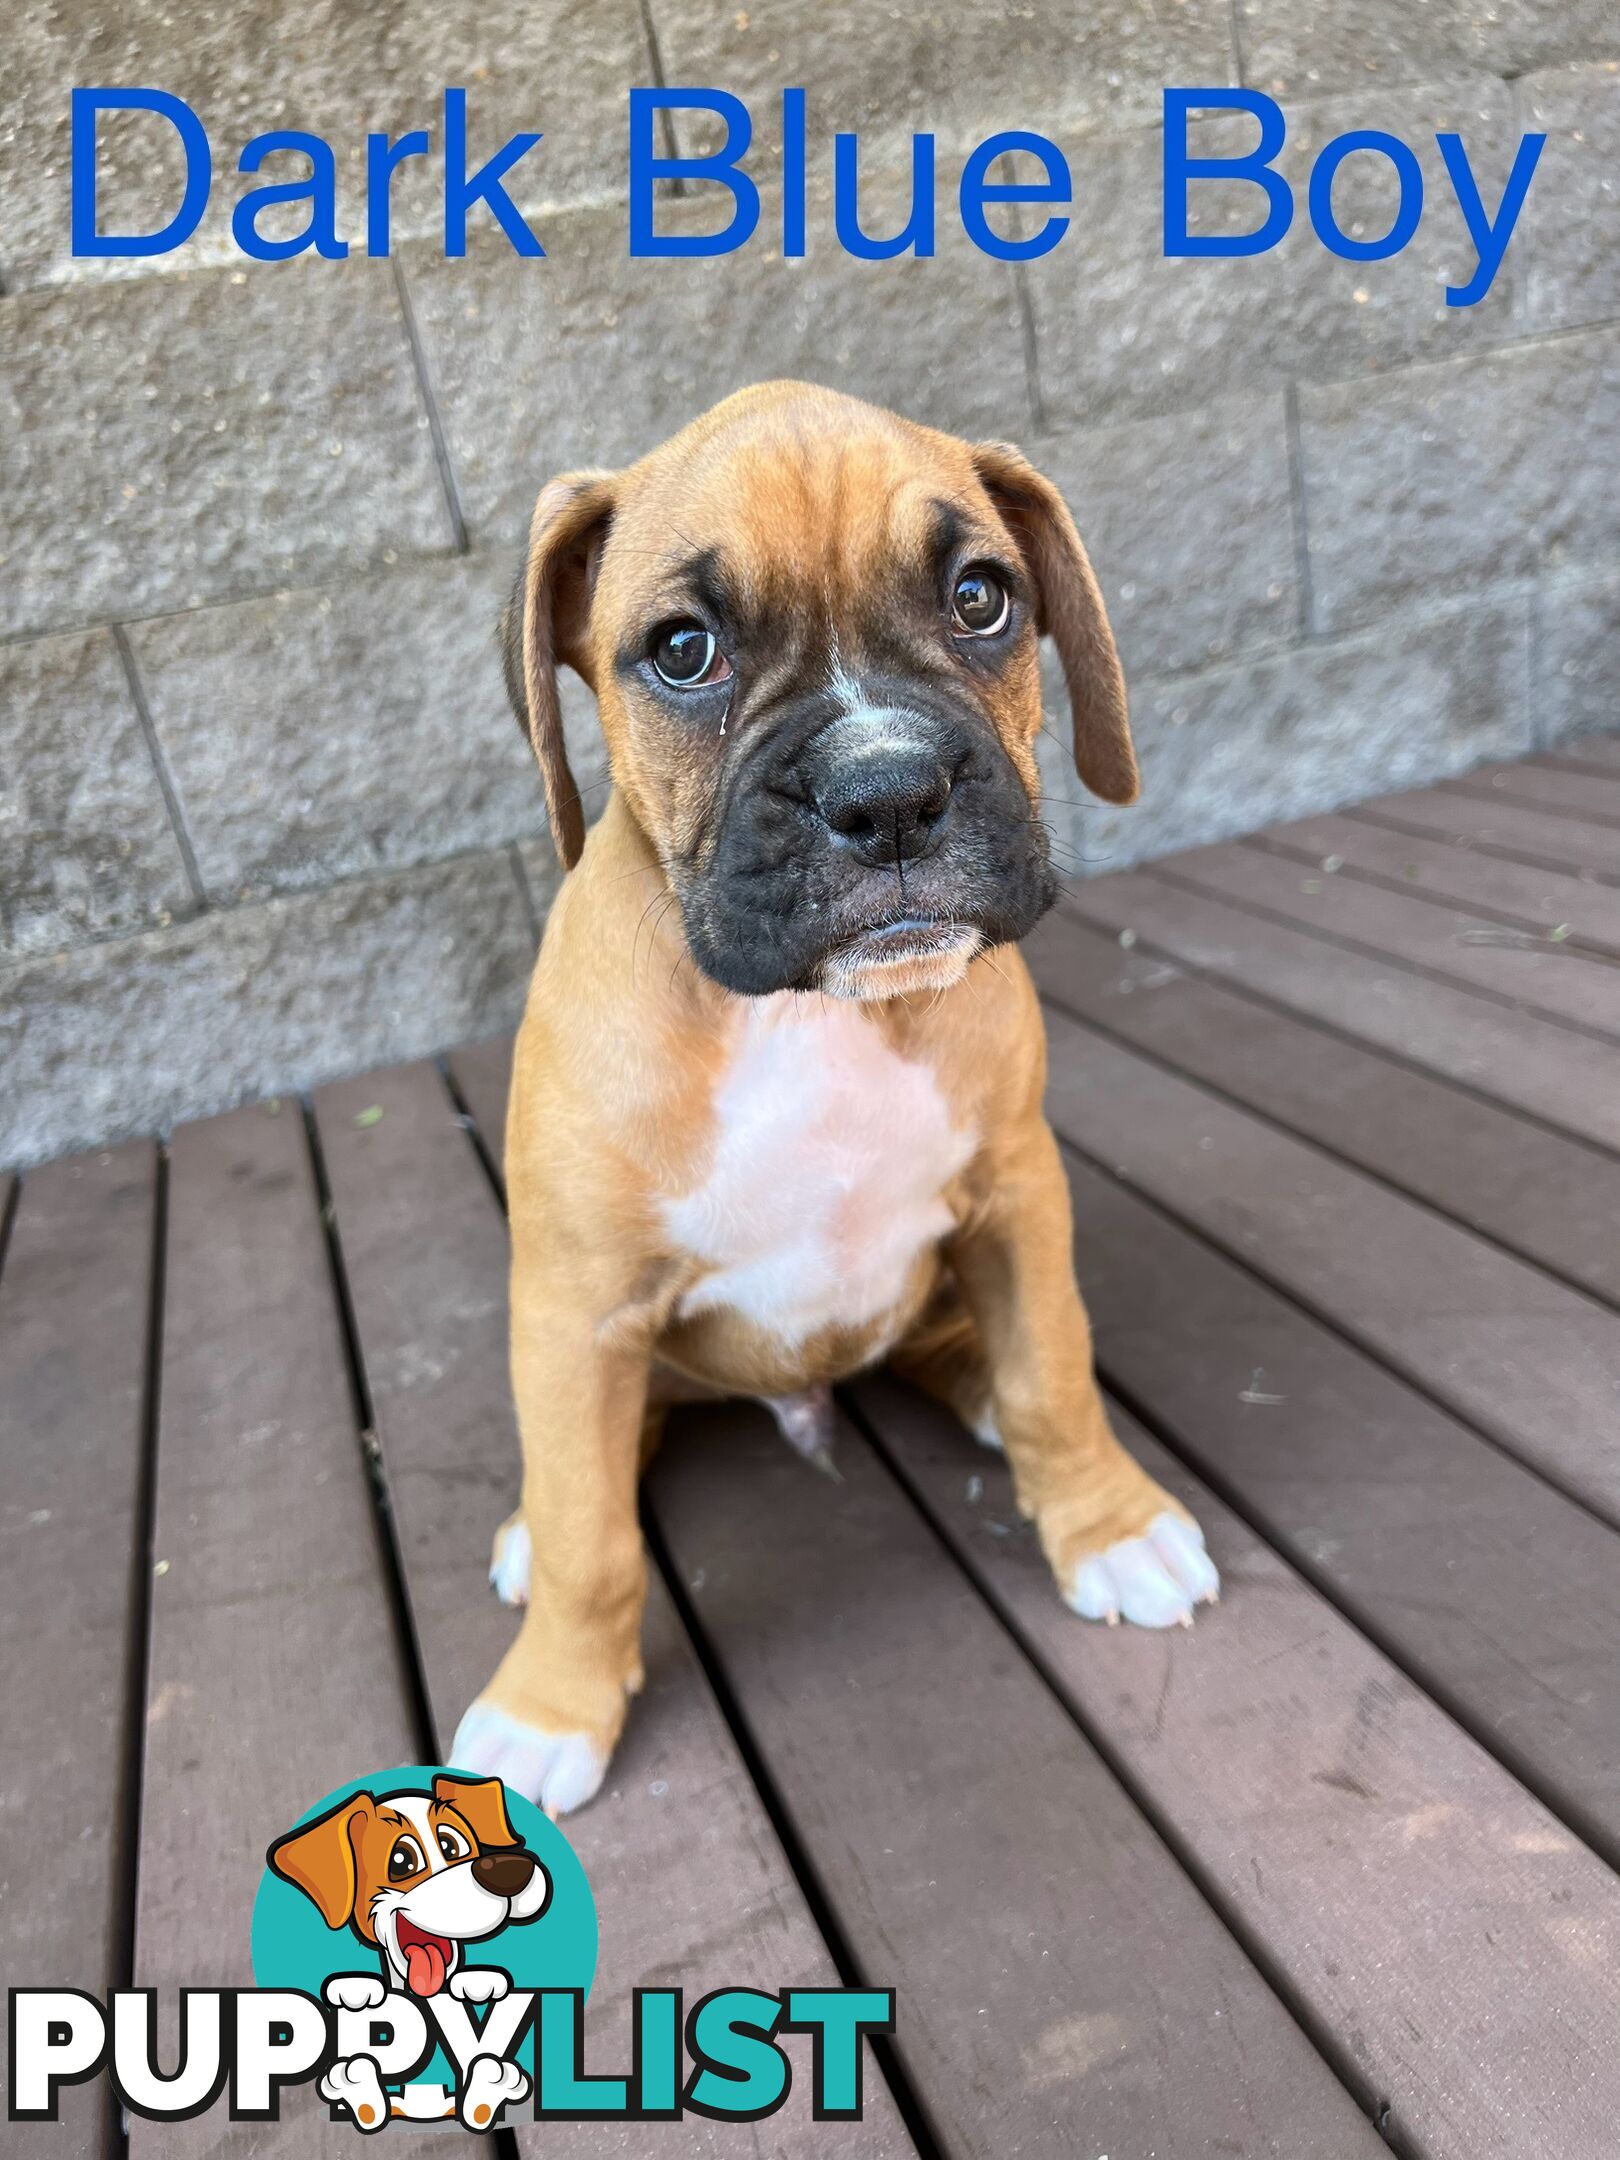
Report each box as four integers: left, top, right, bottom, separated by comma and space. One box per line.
251, 1764, 595, 2122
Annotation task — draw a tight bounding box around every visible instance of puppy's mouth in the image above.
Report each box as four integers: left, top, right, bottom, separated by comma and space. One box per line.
394, 1914, 456, 1998
815, 917, 983, 1000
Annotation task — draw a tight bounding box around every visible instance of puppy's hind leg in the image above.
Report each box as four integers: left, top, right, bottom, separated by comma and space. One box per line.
890, 1280, 1004, 1452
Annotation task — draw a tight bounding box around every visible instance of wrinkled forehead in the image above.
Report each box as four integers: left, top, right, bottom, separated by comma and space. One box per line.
598, 418, 1008, 638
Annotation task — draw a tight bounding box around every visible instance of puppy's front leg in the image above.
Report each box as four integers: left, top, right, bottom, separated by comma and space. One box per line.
955, 1113, 1219, 1627
452, 1245, 652, 1815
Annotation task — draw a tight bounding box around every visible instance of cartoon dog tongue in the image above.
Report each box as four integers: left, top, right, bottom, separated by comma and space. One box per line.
399, 1926, 449, 1997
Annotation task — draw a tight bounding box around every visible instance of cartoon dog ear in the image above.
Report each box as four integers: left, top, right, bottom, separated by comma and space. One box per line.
971, 441, 1138, 807
267, 1793, 375, 1929
499, 469, 618, 873
433, 1772, 520, 1850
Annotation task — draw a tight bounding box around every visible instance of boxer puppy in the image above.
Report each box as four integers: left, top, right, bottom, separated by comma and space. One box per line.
452, 381, 1218, 1813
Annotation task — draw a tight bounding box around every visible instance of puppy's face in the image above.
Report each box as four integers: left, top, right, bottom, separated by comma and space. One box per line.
505, 382, 1137, 999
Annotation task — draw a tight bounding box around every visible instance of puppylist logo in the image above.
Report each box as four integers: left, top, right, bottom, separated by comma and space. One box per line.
8, 1764, 894, 2134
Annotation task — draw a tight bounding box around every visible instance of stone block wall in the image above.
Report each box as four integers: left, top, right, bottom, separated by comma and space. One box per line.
2, 3, 1616, 1165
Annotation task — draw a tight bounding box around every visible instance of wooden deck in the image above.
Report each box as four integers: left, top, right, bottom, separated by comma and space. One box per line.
5, 741, 1620, 2159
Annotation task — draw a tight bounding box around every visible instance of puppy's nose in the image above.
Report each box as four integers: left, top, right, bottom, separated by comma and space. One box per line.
472, 1849, 537, 1898
813, 740, 956, 865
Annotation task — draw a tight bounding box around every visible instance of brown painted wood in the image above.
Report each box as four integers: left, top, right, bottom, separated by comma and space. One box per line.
1025, 909, 1620, 1308
445, 1034, 514, 1172
649, 1401, 1380, 2159
1536, 736, 1620, 779
1152, 841, 1620, 1042
131, 1101, 416, 2156
1350, 785, 1620, 882
857, 1370, 1620, 2160
1445, 760, 1620, 827
1039, 1010, 1620, 1527
1059, 871, 1620, 1148
0, 1145, 155, 2160
1255, 810, 1620, 957
310, 1059, 913, 2157
1057, 1146, 1620, 1863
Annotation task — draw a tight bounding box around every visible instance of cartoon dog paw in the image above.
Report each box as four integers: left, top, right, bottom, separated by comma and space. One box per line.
460, 2054, 528, 2131
320, 2055, 389, 2132
449, 1966, 510, 2005
323, 1972, 388, 2013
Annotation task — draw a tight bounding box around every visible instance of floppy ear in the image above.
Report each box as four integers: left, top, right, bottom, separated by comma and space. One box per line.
266, 1793, 375, 1929
499, 470, 618, 871
972, 442, 1138, 806
434, 1772, 520, 1850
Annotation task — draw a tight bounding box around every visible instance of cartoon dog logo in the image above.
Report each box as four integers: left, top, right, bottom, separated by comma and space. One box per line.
268, 1772, 550, 2130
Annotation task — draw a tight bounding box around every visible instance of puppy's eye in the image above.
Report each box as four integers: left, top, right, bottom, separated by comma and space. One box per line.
436, 1827, 470, 1862
650, 619, 731, 689
387, 1835, 426, 1880
951, 568, 1011, 638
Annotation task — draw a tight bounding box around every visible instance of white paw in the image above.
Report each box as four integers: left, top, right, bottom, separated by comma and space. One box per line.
489, 1516, 531, 1607
320, 2055, 389, 2132
451, 1698, 608, 1816
323, 1972, 387, 2013
461, 2053, 528, 2131
449, 1966, 510, 2005
1066, 1510, 1220, 1628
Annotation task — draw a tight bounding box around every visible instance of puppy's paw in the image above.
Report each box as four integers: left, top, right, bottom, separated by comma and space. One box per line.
461, 2054, 529, 2131
320, 2056, 389, 2133
489, 1513, 531, 1607
323, 1973, 387, 2013
449, 1966, 510, 2006
1065, 1509, 1219, 1628
451, 1698, 609, 1816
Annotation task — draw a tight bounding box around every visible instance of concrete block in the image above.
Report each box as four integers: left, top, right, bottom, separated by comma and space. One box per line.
1, 629, 194, 953
1234, 0, 1617, 101
403, 184, 1031, 547
131, 554, 558, 899
0, 0, 651, 288
0, 851, 538, 1169
1298, 323, 1620, 631
1537, 570, 1620, 744
1036, 595, 1531, 871
650, 0, 1235, 159
0, 262, 451, 639
1520, 63, 1620, 334
1026, 79, 1519, 433
1028, 395, 1297, 677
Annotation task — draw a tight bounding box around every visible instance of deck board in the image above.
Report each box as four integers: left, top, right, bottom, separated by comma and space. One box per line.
1039, 1010, 1620, 1524
1351, 786, 1620, 881
1060, 1148, 1620, 1860
310, 1059, 915, 2156
131, 1102, 417, 2155
1445, 760, 1620, 826
1060, 871, 1620, 1146
0, 1144, 155, 2160
856, 1371, 1620, 2160
650, 1402, 1382, 2159
1024, 909, 1620, 1307
1253, 811, 1620, 957
1151, 841, 1620, 1041
1535, 737, 1620, 779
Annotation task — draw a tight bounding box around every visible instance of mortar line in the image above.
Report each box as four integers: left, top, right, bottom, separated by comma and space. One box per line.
112, 623, 208, 913
634, 0, 688, 190
391, 257, 469, 554
1283, 381, 1316, 635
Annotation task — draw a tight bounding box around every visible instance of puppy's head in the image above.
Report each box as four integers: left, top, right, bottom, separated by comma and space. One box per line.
503, 380, 1135, 999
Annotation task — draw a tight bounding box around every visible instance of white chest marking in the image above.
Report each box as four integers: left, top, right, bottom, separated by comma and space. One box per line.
664, 999, 975, 1347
